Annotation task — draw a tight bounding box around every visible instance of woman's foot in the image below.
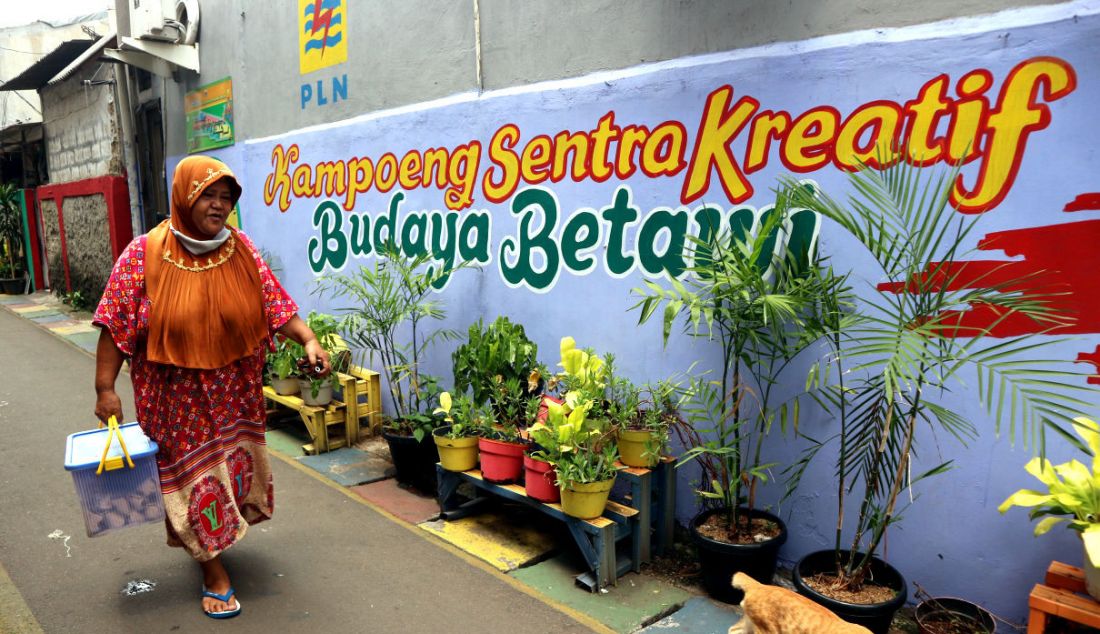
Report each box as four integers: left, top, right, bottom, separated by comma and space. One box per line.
199, 556, 238, 615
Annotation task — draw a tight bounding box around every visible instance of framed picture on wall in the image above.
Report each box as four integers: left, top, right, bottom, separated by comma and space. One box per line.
184, 77, 235, 154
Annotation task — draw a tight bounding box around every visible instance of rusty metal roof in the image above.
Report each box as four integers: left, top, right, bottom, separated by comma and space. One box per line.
0, 40, 97, 91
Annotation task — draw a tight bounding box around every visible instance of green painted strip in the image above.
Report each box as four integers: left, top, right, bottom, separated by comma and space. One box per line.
18, 190, 34, 292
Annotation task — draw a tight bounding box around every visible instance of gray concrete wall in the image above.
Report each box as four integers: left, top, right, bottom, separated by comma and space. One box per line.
41, 65, 122, 184
59, 193, 114, 304
161, 0, 1065, 155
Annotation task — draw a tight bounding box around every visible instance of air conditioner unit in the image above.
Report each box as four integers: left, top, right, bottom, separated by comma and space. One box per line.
129, 0, 178, 42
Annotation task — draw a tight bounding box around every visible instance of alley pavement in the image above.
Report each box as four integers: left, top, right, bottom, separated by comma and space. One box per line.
0, 305, 603, 633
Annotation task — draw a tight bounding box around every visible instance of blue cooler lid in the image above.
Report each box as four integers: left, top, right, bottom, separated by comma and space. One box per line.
64, 422, 159, 471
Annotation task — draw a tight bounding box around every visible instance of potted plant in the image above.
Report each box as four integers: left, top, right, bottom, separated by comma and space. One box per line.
265, 334, 301, 395
632, 198, 827, 604
913, 592, 995, 634
779, 159, 1094, 633
432, 391, 481, 472
1000, 417, 1100, 601
0, 183, 26, 295
476, 376, 531, 483
524, 393, 562, 503
316, 247, 463, 494
290, 311, 347, 406
543, 392, 620, 519
615, 374, 687, 469
452, 316, 541, 483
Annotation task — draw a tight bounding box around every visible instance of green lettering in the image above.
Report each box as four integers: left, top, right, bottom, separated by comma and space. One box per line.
786, 208, 820, 273
373, 192, 402, 252
500, 187, 560, 291
428, 212, 459, 290
349, 212, 372, 257
691, 205, 723, 274
201, 500, 222, 531
560, 209, 600, 273
601, 187, 638, 277
459, 211, 491, 264
401, 212, 429, 258
638, 208, 689, 278
308, 200, 347, 274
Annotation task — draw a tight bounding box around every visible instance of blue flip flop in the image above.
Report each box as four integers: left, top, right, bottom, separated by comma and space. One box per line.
201, 586, 242, 619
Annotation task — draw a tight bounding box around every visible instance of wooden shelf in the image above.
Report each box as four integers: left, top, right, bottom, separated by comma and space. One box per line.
1029, 560, 1100, 632
263, 364, 382, 455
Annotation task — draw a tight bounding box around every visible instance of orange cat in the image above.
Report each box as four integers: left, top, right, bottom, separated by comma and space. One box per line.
729, 572, 872, 634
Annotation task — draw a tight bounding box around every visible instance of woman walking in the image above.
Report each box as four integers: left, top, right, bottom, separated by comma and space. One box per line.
92, 155, 329, 619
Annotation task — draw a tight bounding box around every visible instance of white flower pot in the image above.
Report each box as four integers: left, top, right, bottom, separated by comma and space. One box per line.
298, 380, 333, 406
270, 377, 300, 395
1085, 542, 1100, 602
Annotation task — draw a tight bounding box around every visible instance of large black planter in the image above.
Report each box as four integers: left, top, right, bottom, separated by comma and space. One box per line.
0, 277, 24, 295
792, 549, 907, 634
691, 507, 787, 604
382, 431, 440, 495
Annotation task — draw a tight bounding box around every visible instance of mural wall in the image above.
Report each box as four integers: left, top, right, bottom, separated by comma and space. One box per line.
177, 3, 1100, 621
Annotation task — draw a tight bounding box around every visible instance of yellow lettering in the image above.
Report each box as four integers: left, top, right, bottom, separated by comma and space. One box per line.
616, 125, 648, 179
292, 162, 314, 198
315, 161, 346, 198
904, 76, 950, 164
263, 144, 296, 212
835, 103, 902, 170
782, 107, 839, 171
744, 111, 790, 173
552, 130, 590, 181
446, 142, 480, 211
948, 71, 991, 162
642, 122, 685, 177
344, 157, 373, 211
681, 86, 758, 205
589, 112, 619, 181
376, 153, 397, 192
521, 136, 553, 184
483, 125, 520, 203
398, 150, 422, 190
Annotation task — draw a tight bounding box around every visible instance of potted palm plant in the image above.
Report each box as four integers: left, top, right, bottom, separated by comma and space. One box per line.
315, 247, 463, 494
632, 198, 829, 604
1000, 417, 1100, 601
780, 158, 1095, 633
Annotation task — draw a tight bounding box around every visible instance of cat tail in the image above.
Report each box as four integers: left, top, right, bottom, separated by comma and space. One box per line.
731, 572, 761, 591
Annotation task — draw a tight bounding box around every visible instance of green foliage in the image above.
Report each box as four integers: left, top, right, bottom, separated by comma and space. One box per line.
57, 289, 92, 312
433, 391, 484, 439
286, 311, 348, 398
781, 158, 1097, 591
1000, 417, 1100, 564
315, 247, 464, 434
265, 335, 300, 382
0, 183, 23, 278
452, 316, 540, 414
528, 391, 619, 486
632, 190, 835, 534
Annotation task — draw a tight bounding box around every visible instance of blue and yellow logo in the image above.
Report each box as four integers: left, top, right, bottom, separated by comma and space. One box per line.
299, 0, 346, 75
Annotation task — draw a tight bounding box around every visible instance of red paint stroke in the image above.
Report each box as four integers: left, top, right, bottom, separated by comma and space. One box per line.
1065, 193, 1100, 212
879, 195, 1100, 383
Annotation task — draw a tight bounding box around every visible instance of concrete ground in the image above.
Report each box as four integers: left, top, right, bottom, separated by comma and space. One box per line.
0, 291, 743, 633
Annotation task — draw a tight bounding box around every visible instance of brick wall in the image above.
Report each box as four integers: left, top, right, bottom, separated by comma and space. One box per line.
40, 64, 122, 185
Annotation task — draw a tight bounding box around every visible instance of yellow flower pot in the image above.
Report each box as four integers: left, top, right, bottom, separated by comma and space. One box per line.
433, 430, 479, 472
618, 429, 661, 468
560, 477, 616, 519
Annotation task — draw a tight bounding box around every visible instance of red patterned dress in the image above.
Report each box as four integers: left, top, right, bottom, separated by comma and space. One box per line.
93, 231, 297, 561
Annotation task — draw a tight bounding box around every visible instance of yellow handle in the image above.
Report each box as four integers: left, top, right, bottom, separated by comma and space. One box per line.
96, 415, 135, 475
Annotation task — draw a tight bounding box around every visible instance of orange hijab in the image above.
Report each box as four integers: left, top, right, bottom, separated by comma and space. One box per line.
144, 156, 268, 369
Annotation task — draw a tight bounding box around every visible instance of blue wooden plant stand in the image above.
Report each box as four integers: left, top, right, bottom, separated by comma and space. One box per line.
435, 458, 676, 592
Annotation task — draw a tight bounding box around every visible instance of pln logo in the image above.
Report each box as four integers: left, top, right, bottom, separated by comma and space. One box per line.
299, 0, 346, 75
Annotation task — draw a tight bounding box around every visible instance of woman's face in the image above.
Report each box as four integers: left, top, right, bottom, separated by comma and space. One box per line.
190, 179, 233, 238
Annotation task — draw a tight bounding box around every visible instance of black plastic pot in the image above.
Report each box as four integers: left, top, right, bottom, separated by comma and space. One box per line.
915, 597, 994, 634
0, 277, 24, 295
691, 507, 787, 604
792, 549, 907, 634
382, 431, 440, 495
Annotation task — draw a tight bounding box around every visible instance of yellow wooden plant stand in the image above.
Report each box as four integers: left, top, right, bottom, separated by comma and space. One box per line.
263, 364, 382, 455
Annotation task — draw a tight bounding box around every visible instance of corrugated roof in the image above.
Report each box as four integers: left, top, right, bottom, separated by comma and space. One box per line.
49, 31, 115, 86
0, 40, 96, 91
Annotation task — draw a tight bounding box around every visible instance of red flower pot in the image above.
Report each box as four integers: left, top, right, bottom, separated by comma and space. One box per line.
523, 454, 560, 503
478, 437, 526, 483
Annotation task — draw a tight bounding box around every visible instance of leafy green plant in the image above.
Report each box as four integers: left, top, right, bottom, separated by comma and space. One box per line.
556, 336, 607, 402
781, 158, 1096, 593
0, 183, 24, 279
1000, 417, 1100, 564
452, 316, 540, 421
528, 392, 618, 486
315, 247, 464, 440
632, 193, 832, 539
433, 391, 483, 439
265, 335, 301, 383
286, 311, 348, 399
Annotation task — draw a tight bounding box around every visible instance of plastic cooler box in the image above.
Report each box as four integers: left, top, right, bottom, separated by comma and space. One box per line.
64, 422, 165, 537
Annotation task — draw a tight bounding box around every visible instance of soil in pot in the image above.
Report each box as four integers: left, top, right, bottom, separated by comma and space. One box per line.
792, 550, 907, 634
692, 507, 787, 604
915, 598, 994, 634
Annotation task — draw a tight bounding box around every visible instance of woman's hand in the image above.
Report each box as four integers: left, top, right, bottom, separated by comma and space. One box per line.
303, 338, 332, 377
95, 389, 124, 425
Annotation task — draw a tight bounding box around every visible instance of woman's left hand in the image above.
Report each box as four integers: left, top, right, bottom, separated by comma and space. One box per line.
303, 339, 332, 377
